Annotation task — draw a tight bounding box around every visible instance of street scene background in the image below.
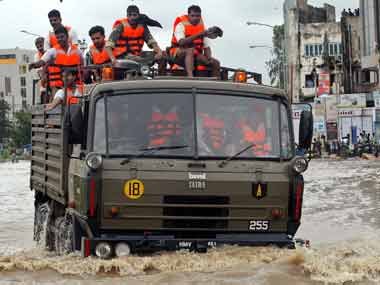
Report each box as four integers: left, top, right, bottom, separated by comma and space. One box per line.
1, 160, 380, 284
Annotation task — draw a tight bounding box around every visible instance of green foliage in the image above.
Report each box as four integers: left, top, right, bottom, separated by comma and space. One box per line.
10, 111, 32, 148
0, 148, 10, 160
265, 25, 285, 89
0, 99, 10, 145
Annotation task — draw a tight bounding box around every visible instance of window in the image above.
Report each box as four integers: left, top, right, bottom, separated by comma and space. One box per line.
21, 88, 27, 98
305, 74, 315, 88
329, 43, 334, 55
196, 95, 288, 158
93, 98, 106, 153
93, 93, 293, 159
22, 100, 27, 110
20, 77, 26, 87
22, 55, 29, 63
330, 74, 336, 87
319, 44, 323, 55
94, 93, 195, 157
304, 44, 323, 57
314, 45, 319, 56
328, 43, 342, 56
4, 77, 11, 94
19, 65, 27, 75
309, 45, 314, 57
305, 45, 310, 57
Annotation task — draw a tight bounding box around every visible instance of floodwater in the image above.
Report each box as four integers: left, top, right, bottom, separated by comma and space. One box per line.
0, 159, 380, 284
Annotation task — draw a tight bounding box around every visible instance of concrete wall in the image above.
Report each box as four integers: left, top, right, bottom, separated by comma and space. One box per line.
0, 48, 37, 120
341, 14, 375, 94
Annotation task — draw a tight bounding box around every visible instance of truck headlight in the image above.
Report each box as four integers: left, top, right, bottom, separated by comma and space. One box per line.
140, 65, 150, 76
115, 243, 131, 257
292, 157, 308, 174
95, 242, 112, 259
86, 153, 103, 170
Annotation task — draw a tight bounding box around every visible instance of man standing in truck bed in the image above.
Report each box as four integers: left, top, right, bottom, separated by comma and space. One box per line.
29, 25, 83, 95
45, 9, 78, 49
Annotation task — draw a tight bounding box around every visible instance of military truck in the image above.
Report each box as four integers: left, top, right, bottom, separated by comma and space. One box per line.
30, 63, 313, 258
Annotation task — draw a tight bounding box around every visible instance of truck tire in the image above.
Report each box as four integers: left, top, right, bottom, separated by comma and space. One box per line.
34, 202, 51, 249
55, 214, 74, 255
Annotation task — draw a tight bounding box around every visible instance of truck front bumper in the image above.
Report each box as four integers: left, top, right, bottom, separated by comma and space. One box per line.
81, 233, 300, 258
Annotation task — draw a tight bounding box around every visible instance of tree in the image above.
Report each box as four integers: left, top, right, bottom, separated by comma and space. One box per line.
0, 99, 10, 145
266, 25, 285, 89
10, 111, 32, 148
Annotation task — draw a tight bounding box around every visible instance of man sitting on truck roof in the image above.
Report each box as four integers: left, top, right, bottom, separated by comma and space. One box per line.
45, 69, 83, 111
29, 25, 83, 97
169, 5, 222, 78
105, 5, 164, 64
45, 9, 78, 49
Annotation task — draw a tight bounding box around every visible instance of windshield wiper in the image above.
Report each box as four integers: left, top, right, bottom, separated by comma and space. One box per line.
218, 143, 256, 168
120, 145, 189, 165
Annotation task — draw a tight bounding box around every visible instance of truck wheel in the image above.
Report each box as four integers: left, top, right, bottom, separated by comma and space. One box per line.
55, 214, 74, 255
34, 202, 51, 249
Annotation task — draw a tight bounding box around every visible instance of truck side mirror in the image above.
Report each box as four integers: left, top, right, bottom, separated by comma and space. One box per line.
298, 110, 313, 150
64, 104, 84, 145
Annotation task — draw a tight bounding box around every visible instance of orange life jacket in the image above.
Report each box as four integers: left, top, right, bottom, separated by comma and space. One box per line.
170, 15, 205, 57
200, 114, 225, 150
47, 44, 82, 88
49, 26, 72, 48
238, 120, 271, 156
113, 18, 145, 58
89, 44, 110, 65
65, 85, 84, 105
147, 109, 182, 146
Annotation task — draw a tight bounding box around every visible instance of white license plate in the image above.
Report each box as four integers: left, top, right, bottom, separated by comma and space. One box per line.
249, 220, 270, 231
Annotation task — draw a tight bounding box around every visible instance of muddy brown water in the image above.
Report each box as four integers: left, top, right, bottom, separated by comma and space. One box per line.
0, 159, 380, 284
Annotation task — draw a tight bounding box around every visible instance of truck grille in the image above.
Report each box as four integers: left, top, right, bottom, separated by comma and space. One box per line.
163, 196, 229, 229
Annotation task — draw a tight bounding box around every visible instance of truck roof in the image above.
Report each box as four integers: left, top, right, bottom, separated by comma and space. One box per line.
89, 79, 287, 99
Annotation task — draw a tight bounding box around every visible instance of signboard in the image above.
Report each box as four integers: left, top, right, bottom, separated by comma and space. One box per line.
325, 96, 338, 122
373, 91, 380, 108
337, 107, 375, 140
375, 122, 380, 144
314, 116, 326, 137
338, 93, 367, 108
317, 72, 330, 97
0, 54, 16, 65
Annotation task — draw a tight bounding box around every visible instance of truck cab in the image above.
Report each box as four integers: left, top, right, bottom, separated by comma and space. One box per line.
31, 73, 313, 258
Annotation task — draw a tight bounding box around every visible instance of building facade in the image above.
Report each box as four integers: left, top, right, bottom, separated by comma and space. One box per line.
300, 22, 342, 100
360, 0, 380, 90
284, 0, 341, 102
0, 48, 37, 120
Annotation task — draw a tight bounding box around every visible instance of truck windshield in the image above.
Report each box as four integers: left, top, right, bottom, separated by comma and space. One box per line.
93, 93, 293, 159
